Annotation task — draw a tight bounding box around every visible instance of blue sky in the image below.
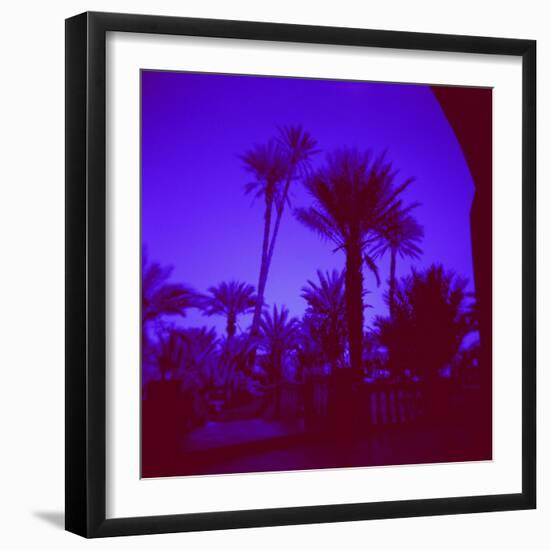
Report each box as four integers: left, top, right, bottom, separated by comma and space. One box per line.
142, 71, 475, 335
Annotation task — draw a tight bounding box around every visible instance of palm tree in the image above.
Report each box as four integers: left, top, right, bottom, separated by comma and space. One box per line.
142, 250, 198, 325
141, 250, 198, 374
200, 281, 257, 338
301, 269, 346, 370
259, 305, 300, 382
265, 126, 319, 273
215, 333, 259, 396
370, 207, 424, 318
296, 315, 324, 375
242, 127, 318, 341
295, 149, 413, 374
375, 264, 473, 381
241, 140, 288, 337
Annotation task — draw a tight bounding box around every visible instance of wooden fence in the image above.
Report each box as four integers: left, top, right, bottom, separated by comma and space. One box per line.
275, 376, 478, 432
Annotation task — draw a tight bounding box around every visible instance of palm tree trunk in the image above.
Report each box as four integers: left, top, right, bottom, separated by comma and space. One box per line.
389, 248, 397, 319
265, 186, 287, 273
329, 315, 341, 372
265, 165, 295, 274
345, 243, 364, 374
250, 190, 274, 337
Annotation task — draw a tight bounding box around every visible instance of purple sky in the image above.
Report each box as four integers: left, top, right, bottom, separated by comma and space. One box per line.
142, 71, 475, 335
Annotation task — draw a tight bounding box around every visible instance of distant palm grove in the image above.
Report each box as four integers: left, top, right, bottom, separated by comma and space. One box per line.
142, 126, 484, 478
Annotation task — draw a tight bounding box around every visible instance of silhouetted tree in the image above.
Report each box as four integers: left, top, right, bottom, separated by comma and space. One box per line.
142, 250, 199, 382
375, 264, 473, 381
200, 280, 257, 338
370, 206, 424, 318
266, 126, 319, 272
243, 128, 318, 342
156, 327, 218, 428
295, 149, 413, 374
241, 140, 288, 339
296, 316, 324, 374
216, 334, 259, 396
157, 327, 218, 387
301, 269, 346, 370
142, 249, 198, 325
259, 305, 300, 382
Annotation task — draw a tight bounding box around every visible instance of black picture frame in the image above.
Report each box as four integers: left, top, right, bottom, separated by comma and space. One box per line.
65, 11, 536, 538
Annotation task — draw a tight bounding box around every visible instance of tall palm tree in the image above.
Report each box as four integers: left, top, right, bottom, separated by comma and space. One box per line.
259, 305, 300, 382
265, 126, 319, 273
200, 280, 257, 338
242, 127, 318, 342
301, 269, 346, 370
370, 207, 424, 318
241, 140, 288, 337
295, 149, 413, 374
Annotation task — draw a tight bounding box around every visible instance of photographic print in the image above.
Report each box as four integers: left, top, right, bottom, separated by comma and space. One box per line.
140, 70, 492, 479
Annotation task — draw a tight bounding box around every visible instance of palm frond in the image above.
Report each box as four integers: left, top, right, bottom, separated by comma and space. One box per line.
142, 251, 198, 323
260, 305, 300, 355
240, 139, 289, 197
277, 125, 320, 165
363, 253, 381, 287
370, 205, 424, 262
301, 269, 346, 317
200, 280, 257, 317
294, 206, 343, 246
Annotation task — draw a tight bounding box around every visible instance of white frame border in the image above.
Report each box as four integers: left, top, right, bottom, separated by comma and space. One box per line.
105, 31, 523, 519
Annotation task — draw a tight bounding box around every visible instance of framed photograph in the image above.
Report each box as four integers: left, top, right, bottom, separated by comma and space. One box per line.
65, 11, 536, 537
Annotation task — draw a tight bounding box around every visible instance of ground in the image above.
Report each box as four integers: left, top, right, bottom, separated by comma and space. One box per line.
174, 418, 489, 477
